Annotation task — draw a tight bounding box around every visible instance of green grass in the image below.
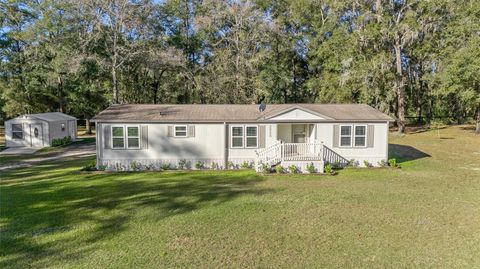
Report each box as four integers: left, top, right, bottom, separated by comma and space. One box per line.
1, 126, 479, 268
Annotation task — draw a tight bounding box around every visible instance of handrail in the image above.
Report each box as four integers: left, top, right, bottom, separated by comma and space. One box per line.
256, 140, 324, 170
322, 145, 349, 167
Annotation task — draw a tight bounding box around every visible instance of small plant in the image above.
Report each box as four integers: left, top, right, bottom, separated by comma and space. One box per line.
81, 160, 97, 171
130, 161, 142, 171
363, 160, 373, 168
161, 163, 172, 170
388, 158, 400, 168
227, 161, 236, 169
288, 164, 299, 174
347, 159, 359, 167
324, 163, 333, 174
210, 162, 219, 170
178, 159, 187, 169
51, 136, 72, 147
240, 161, 253, 169
306, 162, 316, 173
260, 163, 270, 173
195, 161, 205, 170
378, 159, 388, 167
115, 163, 126, 171
275, 165, 285, 174
145, 163, 155, 171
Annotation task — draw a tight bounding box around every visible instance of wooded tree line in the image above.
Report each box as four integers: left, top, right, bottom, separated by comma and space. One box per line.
1, 0, 479, 133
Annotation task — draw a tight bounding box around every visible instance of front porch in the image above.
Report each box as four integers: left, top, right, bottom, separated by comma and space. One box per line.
255, 123, 348, 173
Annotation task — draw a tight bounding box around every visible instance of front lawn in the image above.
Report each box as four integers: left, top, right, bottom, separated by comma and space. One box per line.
1, 126, 479, 268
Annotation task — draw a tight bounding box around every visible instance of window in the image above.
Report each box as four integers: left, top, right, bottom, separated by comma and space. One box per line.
61, 123, 65, 132
231, 125, 258, 148
354, 125, 366, 147
12, 124, 23, 140
231, 126, 244, 148
340, 125, 352, 147
245, 126, 258, 148
127, 126, 139, 148
111, 126, 125, 148
174, 125, 187, 137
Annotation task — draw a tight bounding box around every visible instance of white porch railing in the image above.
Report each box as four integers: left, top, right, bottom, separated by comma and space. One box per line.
255, 140, 324, 168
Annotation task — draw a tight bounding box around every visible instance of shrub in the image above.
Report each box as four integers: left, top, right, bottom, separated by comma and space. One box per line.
363, 160, 373, 168
130, 161, 142, 171
81, 160, 97, 171
115, 163, 126, 171
240, 161, 253, 169
288, 165, 299, 174
260, 163, 270, 173
227, 161, 235, 169
275, 165, 285, 174
388, 158, 400, 168
52, 136, 72, 147
178, 159, 187, 169
347, 159, 359, 167
378, 159, 388, 167
324, 163, 333, 174
161, 163, 172, 170
145, 164, 155, 171
306, 162, 316, 173
210, 162, 219, 170
195, 161, 205, 170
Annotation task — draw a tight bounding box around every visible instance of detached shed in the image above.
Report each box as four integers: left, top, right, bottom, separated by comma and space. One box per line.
5, 112, 77, 148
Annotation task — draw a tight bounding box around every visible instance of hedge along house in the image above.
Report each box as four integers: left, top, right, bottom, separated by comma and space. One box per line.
4, 112, 77, 148
92, 104, 393, 172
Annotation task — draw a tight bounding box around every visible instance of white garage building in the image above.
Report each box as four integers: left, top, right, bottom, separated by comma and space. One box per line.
4, 112, 77, 148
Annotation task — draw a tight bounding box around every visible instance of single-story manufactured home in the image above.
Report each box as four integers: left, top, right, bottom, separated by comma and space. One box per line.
92, 104, 393, 172
4, 112, 77, 148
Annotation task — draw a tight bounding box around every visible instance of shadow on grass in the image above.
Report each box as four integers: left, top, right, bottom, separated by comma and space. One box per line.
0, 158, 270, 267
389, 144, 431, 163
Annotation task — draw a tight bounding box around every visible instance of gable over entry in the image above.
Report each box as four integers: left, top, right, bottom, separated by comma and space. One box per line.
264, 107, 331, 121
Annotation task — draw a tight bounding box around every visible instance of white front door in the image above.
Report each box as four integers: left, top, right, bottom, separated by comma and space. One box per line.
68, 121, 76, 139
30, 124, 43, 147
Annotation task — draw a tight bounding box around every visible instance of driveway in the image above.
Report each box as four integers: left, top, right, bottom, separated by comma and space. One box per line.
0, 143, 95, 171
0, 147, 41, 155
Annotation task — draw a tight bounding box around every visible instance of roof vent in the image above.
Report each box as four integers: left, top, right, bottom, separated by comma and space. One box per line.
259, 101, 266, 112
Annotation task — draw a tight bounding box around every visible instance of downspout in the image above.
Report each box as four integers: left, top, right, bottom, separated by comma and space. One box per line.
224, 122, 229, 169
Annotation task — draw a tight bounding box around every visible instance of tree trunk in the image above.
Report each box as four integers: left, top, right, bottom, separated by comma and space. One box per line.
58, 75, 65, 113
476, 105, 480, 134
85, 118, 92, 135
394, 36, 406, 133
112, 65, 118, 104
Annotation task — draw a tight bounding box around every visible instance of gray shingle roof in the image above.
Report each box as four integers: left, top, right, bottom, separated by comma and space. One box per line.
9, 112, 76, 122
92, 104, 393, 122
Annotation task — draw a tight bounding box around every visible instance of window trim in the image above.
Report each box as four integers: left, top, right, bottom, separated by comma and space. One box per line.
245, 125, 258, 148
354, 125, 367, 148
126, 125, 140, 149
12, 124, 24, 140
111, 125, 125, 149
339, 125, 353, 148
230, 125, 244, 148
174, 125, 188, 138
